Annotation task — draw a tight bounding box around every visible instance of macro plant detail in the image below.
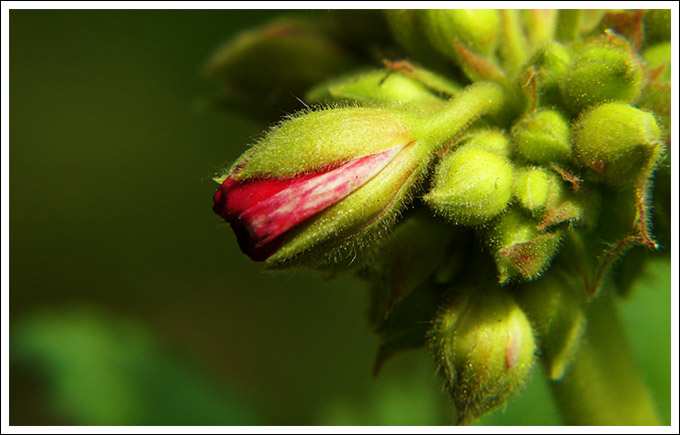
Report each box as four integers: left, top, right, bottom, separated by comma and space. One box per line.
206, 9, 671, 425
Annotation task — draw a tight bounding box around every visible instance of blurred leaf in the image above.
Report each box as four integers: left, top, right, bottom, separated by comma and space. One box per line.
11, 307, 262, 425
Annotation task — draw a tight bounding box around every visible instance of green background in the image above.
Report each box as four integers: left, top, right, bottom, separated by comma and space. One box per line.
9, 10, 671, 426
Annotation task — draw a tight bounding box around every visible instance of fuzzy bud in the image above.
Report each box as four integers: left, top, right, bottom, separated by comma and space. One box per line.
213, 107, 431, 266
573, 102, 661, 186
486, 208, 563, 284
425, 145, 515, 226
430, 285, 536, 425
513, 166, 561, 215
460, 128, 513, 158
512, 109, 572, 164
523, 42, 570, 106
420, 10, 501, 68
559, 35, 645, 113
204, 16, 356, 117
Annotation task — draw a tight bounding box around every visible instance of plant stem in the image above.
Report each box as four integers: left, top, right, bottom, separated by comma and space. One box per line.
415, 82, 507, 149
548, 288, 661, 425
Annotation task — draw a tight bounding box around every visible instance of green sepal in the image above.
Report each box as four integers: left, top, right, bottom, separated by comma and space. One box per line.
305, 68, 447, 112
228, 106, 420, 179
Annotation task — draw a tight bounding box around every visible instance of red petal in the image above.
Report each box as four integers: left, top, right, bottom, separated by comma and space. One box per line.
214, 146, 403, 261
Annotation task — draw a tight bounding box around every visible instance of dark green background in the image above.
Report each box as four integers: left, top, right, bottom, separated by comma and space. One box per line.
9, 10, 671, 426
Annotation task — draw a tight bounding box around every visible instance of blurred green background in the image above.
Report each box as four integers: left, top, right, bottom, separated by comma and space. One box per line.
9, 9, 671, 426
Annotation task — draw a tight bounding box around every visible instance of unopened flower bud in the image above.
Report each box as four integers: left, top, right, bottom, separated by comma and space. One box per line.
513, 166, 561, 215
213, 107, 431, 266
420, 9, 501, 66
460, 128, 512, 158
383, 10, 450, 70
512, 109, 572, 164
573, 102, 661, 186
430, 285, 536, 425
486, 208, 563, 283
204, 16, 356, 116
559, 35, 645, 113
516, 268, 587, 380
523, 42, 570, 106
425, 145, 514, 226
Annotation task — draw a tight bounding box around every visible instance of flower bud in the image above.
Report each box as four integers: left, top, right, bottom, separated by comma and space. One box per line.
204, 16, 356, 117
430, 285, 536, 425
383, 10, 450, 70
512, 109, 572, 164
516, 268, 587, 380
486, 208, 563, 284
420, 10, 501, 78
425, 145, 514, 226
305, 68, 446, 111
559, 35, 645, 113
460, 128, 512, 158
513, 166, 561, 215
573, 102, 661, 186
523, 42, 570, 106
213, 107, 431, 266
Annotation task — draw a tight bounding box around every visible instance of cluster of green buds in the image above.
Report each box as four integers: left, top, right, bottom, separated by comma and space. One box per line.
206, 9, 670, 425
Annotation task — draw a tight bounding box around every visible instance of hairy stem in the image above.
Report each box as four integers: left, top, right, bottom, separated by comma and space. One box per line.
415, 82, 508, 148
548, 288, 661, 425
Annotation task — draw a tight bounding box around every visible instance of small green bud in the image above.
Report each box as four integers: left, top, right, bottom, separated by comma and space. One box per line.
560, 35, 646, 113
486, 208, 563, 284
460, 128, 512, 158
517, 268, 587, 380
513, 166, 560, 215
573, 102, 661, 186
430, 285, 536, 425
305, 68, 446, 111
523, 42, 570, 106
383, 10, 450, 70
204, 16, 356, 117
420, 9, 501, 65
425, 145, 515, 226
512, 109, 572, 164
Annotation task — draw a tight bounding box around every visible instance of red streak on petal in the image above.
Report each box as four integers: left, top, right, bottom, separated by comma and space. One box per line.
505, 323, 521, 370
213, 145, 404, 261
